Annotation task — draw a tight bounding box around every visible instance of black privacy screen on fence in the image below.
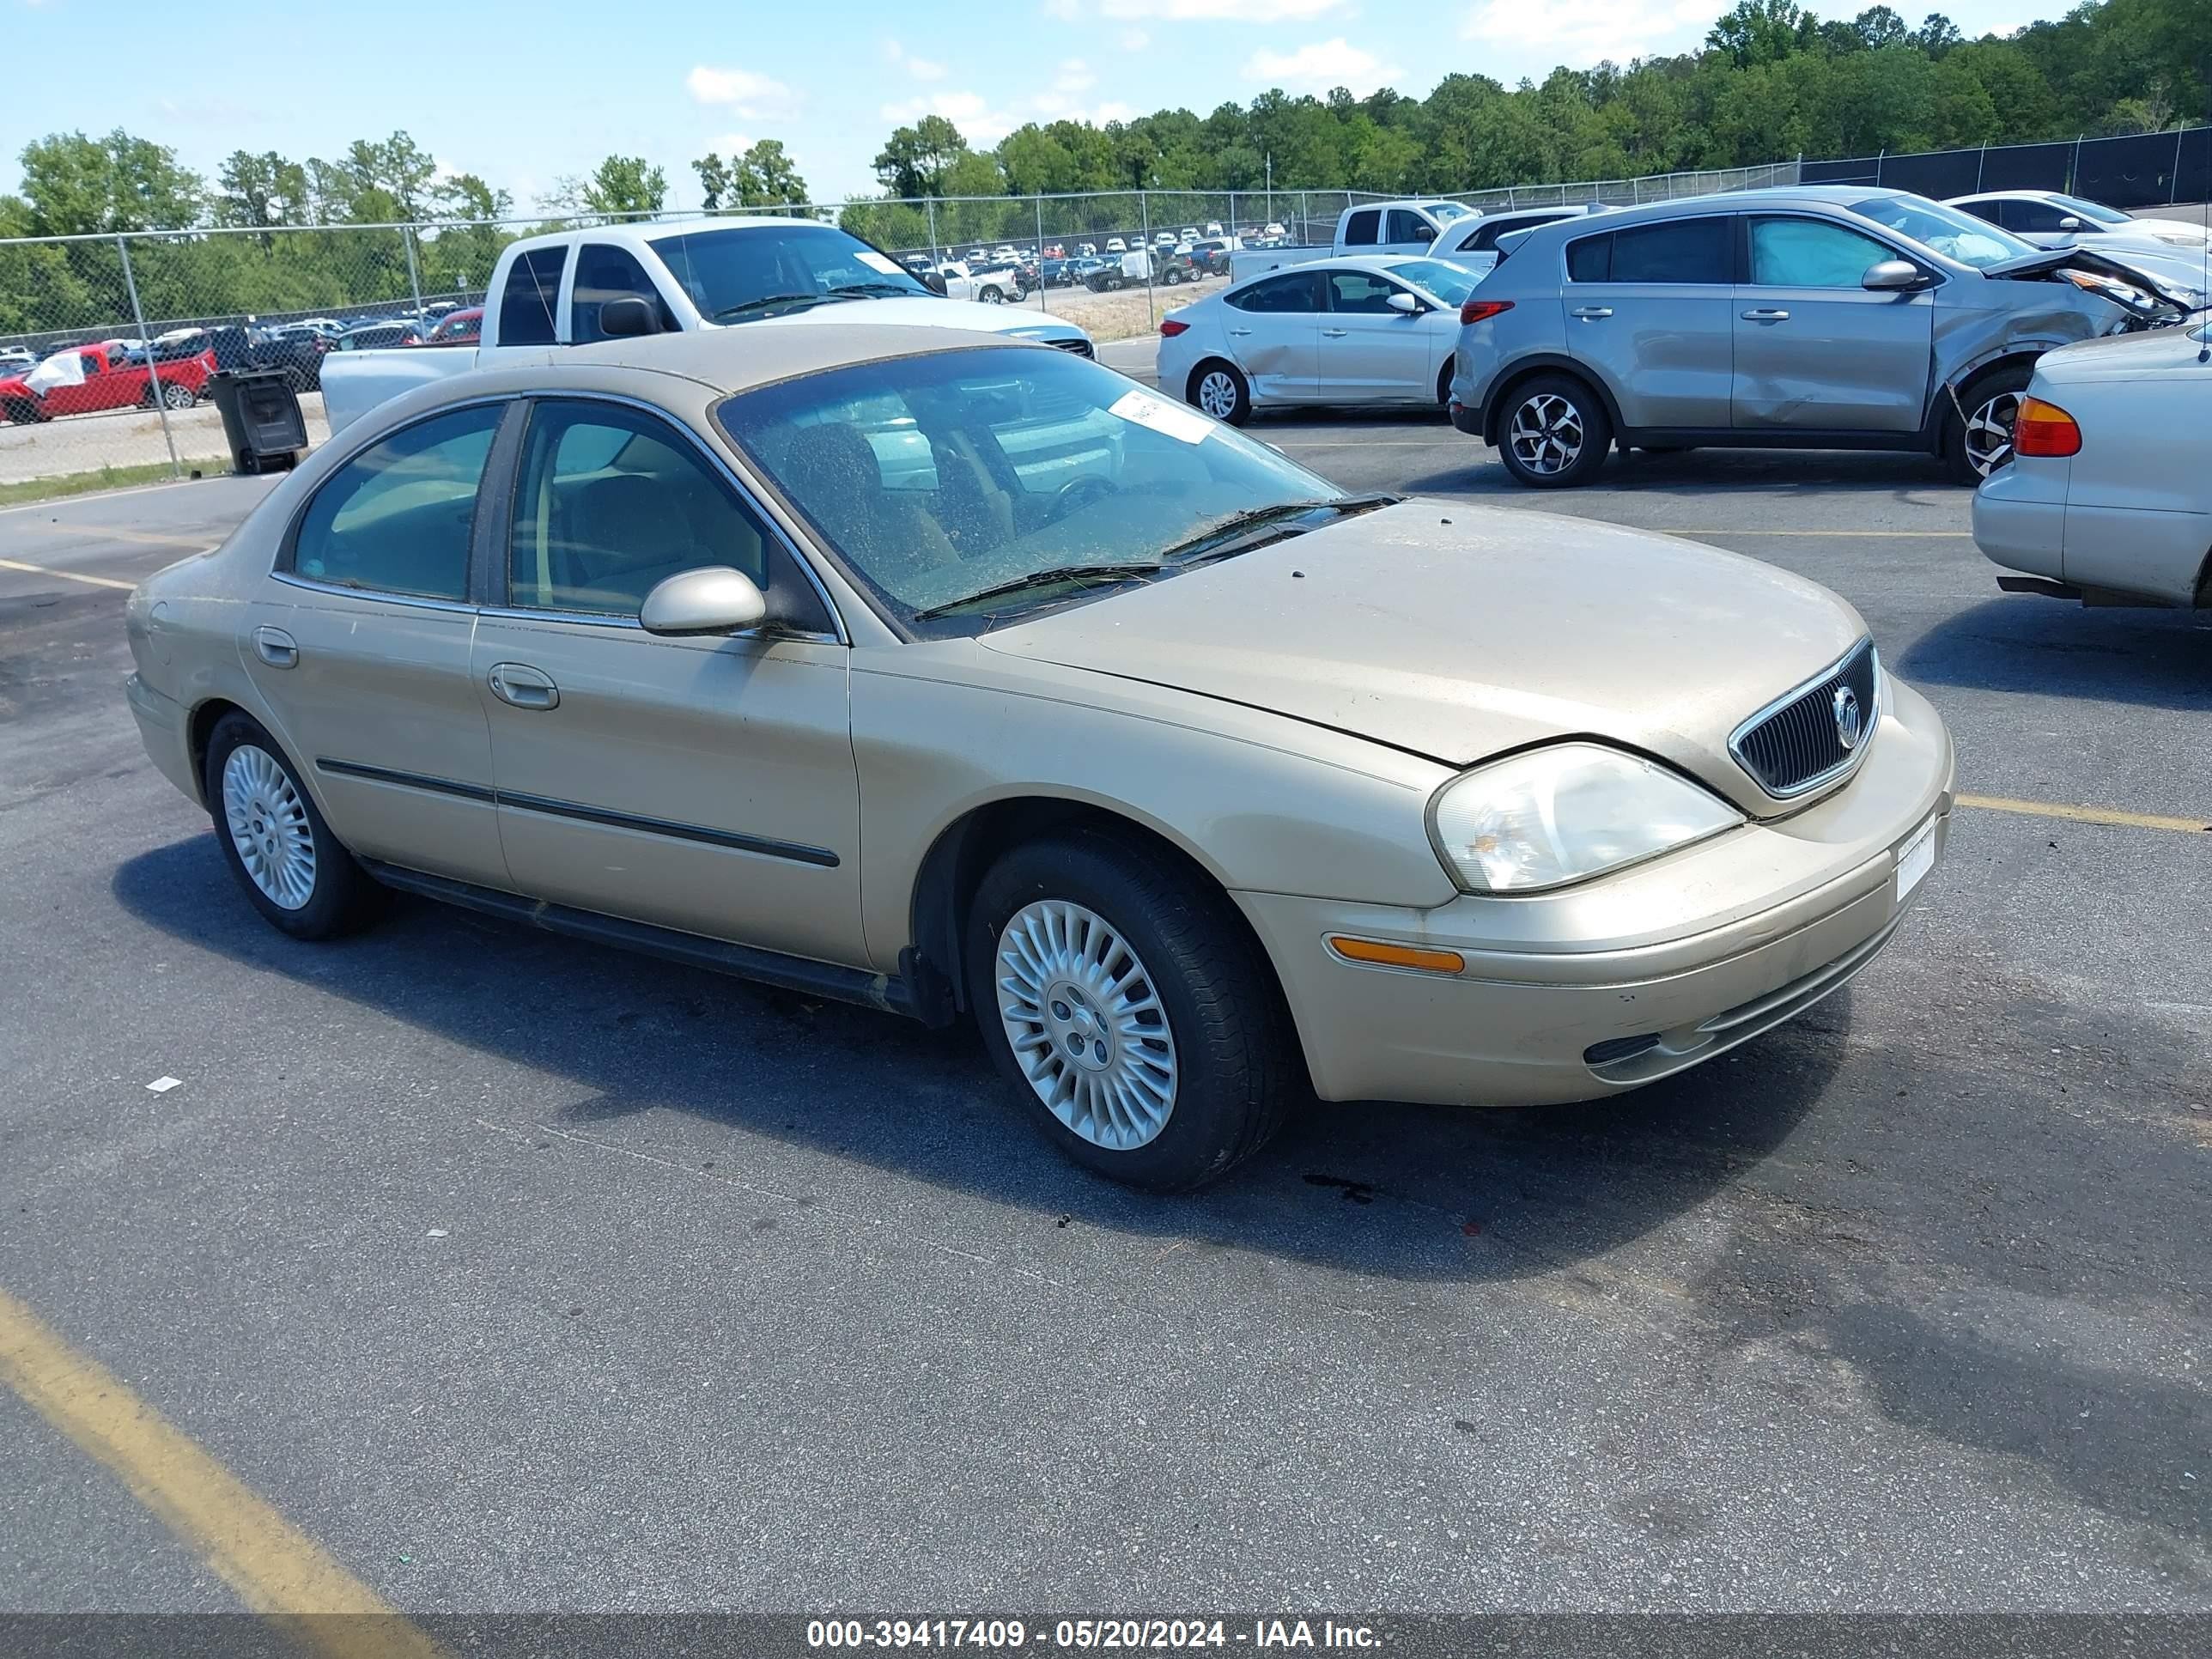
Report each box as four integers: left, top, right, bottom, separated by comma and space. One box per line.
1802, 129, 2208, 209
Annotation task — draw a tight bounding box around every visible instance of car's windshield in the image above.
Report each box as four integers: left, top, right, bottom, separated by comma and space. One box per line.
1851, 196, 2033, 268
718, 346, 1346, 631
1425, 202, 1472, 223
1385, 259, 1480, 307
2048, 192, 2132, 228
653, 225, 933, 322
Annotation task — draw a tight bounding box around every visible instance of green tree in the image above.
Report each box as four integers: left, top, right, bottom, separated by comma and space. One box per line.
873, 116, 968, 198
17, 130, 203, 234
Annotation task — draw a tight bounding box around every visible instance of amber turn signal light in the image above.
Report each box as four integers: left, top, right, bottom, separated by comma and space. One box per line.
2013, 395, 2081, 458
1327, 935, 1467, 975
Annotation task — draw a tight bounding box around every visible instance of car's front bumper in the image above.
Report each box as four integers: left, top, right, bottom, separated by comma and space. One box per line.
1235, 678, 1954, 1108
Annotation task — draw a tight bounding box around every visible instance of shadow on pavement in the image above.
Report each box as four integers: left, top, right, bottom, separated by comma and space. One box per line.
112, 834, 1846, 1284
1897, 596, 2212, 711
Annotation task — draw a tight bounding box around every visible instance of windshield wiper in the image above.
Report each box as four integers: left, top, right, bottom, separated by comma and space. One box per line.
824, 281, 921, 298
709, 292, 857, 321
1158, 493, 1398, 562
911, 562, 1164, 620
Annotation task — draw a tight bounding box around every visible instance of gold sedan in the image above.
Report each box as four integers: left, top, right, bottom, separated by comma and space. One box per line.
124, 325, 1953, 1190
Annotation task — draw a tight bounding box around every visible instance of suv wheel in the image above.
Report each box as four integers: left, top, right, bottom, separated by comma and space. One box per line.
979, 286, 1004, 305
965, 830, 1294, 1191
1947, 365, 2033, 484
1498, 374, 1612, 489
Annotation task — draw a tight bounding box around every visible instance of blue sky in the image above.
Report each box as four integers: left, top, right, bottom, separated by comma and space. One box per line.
5, 0, 2055, 210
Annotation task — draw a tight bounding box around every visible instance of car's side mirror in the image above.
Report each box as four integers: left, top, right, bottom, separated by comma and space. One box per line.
2057, 216, 2082, 231
640, 567, 769, 635
1862, 259, 1928, 292
921, 270, 949, 295
598, 297, 660, 337
1387, 291, 1421, 314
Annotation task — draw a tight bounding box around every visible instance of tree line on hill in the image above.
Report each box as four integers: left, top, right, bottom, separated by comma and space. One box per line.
1, 0, 2200, 334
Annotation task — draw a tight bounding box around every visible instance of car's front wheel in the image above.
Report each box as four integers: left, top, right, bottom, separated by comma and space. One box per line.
979, 286, 1005, 305
203, 711, 377, 939
1188, 360, 1251, 425
1498, 374, 1612, 489
965, 830, 1294, 1191
1946, 365, 2033, 484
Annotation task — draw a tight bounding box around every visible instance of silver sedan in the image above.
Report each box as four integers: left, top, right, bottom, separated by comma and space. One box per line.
1157, 256, 1480, 423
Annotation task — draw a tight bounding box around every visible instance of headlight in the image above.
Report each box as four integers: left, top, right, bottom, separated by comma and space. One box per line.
1428, 743, 1743, 894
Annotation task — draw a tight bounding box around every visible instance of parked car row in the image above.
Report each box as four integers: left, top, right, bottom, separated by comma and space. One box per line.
1163, 185, 2203, 494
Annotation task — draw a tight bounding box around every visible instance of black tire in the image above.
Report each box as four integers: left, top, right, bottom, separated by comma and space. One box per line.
202, 711, 378, 940
1943, 362, 2033, 485
1496, 372, 1612, 489
1435, 356, 1455, 410
964, 829, 1297, 1192
1186, 359, 1251, 426
979, 285, 1004, 305
5, 398, 38, 424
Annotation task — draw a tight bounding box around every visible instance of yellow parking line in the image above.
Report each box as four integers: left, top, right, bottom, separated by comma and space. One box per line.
46, 522, 218, 550
0, 1286, 443, 1659
1958, 793, 2209, 834
0, 556, 138, 591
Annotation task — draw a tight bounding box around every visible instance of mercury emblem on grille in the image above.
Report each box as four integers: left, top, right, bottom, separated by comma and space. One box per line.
1832, 684, 1863, 751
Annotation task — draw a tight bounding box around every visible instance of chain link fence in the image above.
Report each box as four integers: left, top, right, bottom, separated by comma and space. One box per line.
0, 159, 1810, 489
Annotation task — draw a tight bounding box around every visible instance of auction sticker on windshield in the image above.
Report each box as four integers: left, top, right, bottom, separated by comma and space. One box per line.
1110, 388, 1215, 445
1896, 816, 1937, 902
856, 251, 904, 274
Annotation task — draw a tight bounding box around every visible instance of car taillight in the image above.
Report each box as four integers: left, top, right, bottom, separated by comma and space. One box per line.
2013, 395, 2081, 458
1159, 319, 1189, 337
1458, 299, 1514, 325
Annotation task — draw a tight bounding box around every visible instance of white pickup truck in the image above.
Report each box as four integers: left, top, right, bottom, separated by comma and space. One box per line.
924, 258, 1026, 305
1227, 198, 1475, 283
320, 217, 1091, 432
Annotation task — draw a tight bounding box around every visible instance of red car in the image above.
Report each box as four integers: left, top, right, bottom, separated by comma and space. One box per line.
421, 306, 483, 346
0, 340, 216, 423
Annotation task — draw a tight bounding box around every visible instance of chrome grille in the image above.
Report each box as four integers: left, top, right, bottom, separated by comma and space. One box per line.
1729, 639, 1879, 799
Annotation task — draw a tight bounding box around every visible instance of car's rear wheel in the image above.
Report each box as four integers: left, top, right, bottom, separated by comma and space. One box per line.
203, 712, 377, 939
3, 398, 38, 425
979, 286, 1004, 305
1188, 360, 1251, 425
1498, 374, 1611, 489
1946, 365, 2033, 484
964, 830, 1294, 1191
161, 380, 196, 410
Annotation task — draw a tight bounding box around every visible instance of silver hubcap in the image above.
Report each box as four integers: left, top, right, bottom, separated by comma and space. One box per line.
995, 899, 1178, 1151
222, 744, 316, 909
1509, 392, 1584, 476
1196, 370, 1239, 418
981, 289, 1002, 304
163, 382, 192, 408
1964, 391, 2021, 477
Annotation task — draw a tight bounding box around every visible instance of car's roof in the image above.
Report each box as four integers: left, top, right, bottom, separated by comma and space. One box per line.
516, 216, 824, 249
560, 320, 1043, 392
1947, 189, 2067, 202
1488, 184, 1919, 246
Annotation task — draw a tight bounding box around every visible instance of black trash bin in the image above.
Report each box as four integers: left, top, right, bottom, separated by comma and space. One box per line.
209, 368, 307, 475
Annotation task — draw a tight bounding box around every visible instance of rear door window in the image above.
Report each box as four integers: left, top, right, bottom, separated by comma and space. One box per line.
1341, 210, 1381, 248
1227, 271, 1326, 313
497, 246, 569, 346
289, 403, 503, 599
1590, 217, 1730, 283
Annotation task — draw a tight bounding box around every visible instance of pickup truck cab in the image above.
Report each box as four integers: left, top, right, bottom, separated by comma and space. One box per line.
1229, 198, 1474, 283
927, 259, 1025, 305
320, 217, 1091, 432
1, 338, 213, 422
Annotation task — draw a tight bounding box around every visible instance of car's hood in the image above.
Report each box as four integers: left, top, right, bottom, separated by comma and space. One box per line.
1984, 244, 2202, 307
750, 295, 1086, 341
979, 501, 1868, 815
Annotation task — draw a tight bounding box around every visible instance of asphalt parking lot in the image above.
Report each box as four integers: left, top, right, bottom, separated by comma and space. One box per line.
2, 340, 2207, 1628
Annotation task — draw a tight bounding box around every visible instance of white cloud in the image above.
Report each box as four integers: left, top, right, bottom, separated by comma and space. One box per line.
1055, 58, 1097, 93
1243, 38, 1401, 93
1460, 0, 1710, 59
1120, 27, 1151, 47
1029, 94, 1139, 125
685, 65, 800, 118
909, 56, 949, 81
1102, 0, 1344, 19
879, 90, 1018, 144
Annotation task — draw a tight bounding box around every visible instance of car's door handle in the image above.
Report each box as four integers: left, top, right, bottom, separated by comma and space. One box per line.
1569, 306, 1613, 320
1228, 326, 1253, 336
1741, 308, 1791, 321
1322, 327, 1348, 337
252, 626, 298, 669
487, 661, 559, 710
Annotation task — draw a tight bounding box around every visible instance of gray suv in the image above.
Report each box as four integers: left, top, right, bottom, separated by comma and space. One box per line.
1448, 186, 2195, 489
